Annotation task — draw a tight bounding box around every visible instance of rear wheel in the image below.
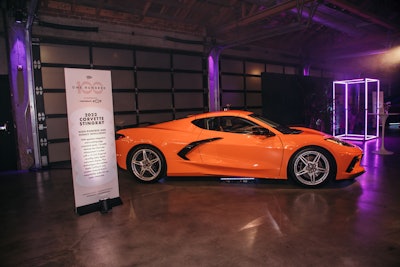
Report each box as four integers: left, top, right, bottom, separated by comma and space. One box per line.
128, 145, 166, 183
288, 147, 335, 188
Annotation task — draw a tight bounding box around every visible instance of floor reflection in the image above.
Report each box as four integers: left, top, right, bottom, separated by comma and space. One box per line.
1, 132, 399, 266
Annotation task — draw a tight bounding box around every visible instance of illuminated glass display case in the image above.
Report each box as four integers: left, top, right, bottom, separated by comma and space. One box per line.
332, 78, 380, 141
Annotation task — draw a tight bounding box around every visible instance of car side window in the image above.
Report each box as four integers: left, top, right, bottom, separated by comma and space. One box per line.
192, 116, 260, 134
220, 116, 258, 134
192, 117, 221, 131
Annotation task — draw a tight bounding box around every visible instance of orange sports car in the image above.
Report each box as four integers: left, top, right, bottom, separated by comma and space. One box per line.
115, 110, 364, 187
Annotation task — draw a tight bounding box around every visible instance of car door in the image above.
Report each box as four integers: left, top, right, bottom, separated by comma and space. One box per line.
196, 116, 284, 178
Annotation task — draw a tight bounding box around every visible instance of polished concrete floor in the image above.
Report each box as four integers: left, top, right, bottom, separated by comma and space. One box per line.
1, 131, 400, 267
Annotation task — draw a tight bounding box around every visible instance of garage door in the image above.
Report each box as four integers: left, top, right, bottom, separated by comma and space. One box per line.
220, 57, 264, 114
32, 40, 206, 166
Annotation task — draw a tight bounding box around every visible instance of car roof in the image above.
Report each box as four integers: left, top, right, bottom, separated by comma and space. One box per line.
192, 110, 253, 119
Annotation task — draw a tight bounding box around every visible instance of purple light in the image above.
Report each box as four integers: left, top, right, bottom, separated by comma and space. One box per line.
360, 139, 381, 171
208, 56, 214, 77
332, 78, 380, 141
11, 38, 26, 68
303, 65, 310, 76
10, 31, 27, 103
208, 55, 216, 111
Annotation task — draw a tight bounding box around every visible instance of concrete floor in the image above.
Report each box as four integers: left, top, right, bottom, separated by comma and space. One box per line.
1, 132, 400, 267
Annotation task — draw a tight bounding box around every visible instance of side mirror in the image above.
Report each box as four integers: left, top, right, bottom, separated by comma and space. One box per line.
252, 126, 275, 137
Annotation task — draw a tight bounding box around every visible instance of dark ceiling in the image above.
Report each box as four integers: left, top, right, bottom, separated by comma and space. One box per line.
8, 0, 400, 77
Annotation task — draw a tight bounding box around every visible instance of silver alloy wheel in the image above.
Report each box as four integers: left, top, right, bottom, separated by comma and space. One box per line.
131, 148, 162, 182
293, 150, 330, 186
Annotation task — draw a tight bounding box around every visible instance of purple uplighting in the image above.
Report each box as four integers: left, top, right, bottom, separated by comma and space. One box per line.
11, 36, 26, 71
10, 28, 27, 104
208, 54, 215, 110
208, 49, 221, 111
303, 65, 310, 76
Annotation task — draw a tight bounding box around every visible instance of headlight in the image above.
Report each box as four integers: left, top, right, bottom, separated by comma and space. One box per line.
325, 137, 354, 147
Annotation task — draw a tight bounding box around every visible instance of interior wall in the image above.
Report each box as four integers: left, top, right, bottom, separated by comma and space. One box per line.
0, 36, 7, 75
0, 9, 8, 75
261, 72, 332, 132
218, 55, 310, 115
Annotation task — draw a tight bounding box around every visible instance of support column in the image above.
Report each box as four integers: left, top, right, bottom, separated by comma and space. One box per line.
8, 22, 32, 169
7, 9, 40, 170
208, 47, 221, 112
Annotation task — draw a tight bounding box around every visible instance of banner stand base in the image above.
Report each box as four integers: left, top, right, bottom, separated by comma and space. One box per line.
76, 197, 123, 215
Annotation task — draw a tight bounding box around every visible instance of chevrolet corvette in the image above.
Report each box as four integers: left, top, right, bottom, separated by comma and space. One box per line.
115, 110, 364, 187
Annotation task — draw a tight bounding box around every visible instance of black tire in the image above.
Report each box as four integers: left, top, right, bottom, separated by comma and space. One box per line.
127, 145, 166, 183
288, 147, 336, 188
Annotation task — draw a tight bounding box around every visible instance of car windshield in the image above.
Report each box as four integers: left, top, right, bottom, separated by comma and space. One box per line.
249, 113, 302, 134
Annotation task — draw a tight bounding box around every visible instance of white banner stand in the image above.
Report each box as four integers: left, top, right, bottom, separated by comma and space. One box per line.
64, 68, 122, 215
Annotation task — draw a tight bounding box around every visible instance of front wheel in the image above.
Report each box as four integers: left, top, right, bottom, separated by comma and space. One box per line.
288, 147, 335, 188
127, 145, 166, 183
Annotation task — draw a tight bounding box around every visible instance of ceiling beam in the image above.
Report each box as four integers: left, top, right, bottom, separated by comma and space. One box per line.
218, 0, 314, 33
298, 5, 364, 37
220, 23, 306, 49
326, 0, 399, 32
